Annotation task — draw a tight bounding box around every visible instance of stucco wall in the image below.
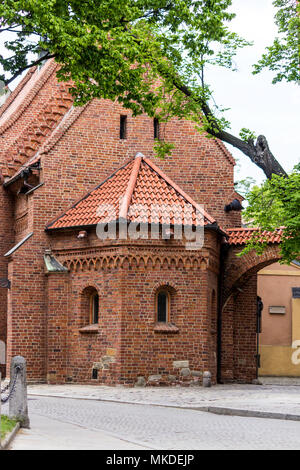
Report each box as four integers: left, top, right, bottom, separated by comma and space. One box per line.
259, 345, 300, 377
258, 262, 300, 346
258, 262, 300, 377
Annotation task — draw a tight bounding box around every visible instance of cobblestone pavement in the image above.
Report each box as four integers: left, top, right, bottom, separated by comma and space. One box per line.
25, 381, 300, 416
8, 396, 300, 450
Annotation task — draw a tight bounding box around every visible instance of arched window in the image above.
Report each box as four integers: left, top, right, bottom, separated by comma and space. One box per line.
90, 292, 99, 324
156, 289, 170, 323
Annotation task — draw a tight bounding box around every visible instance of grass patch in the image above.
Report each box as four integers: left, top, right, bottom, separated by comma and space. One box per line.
0, 415, 17, 440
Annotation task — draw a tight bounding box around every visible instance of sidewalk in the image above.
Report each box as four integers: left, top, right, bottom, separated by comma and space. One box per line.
9, 413, 149, 450
26, 378, 300, 421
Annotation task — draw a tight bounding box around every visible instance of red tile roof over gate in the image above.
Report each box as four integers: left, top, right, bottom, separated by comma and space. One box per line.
227, 227, 283, 245
47, 153, 217, 230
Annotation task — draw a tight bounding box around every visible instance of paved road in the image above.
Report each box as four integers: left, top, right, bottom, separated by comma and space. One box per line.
8, 396, 300, 450
27, 382, 300, 416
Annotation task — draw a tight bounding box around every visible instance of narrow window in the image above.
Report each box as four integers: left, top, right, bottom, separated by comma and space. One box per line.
157, 290, 169, 323
120, 115, 127, 139
90, 293, 99, 324
92, 368, 98, 379
154, 118, 160, 140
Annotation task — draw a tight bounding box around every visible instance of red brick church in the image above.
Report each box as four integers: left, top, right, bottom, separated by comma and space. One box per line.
0, 59, 281, 385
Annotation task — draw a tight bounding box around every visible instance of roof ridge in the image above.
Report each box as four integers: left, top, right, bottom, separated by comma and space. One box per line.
119, 154, 142, 219
228, 227, 284, 232
142, 156, 216, 224
227, 227, 258, 232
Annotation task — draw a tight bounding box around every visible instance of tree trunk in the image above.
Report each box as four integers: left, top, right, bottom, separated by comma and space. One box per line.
170, 78, 287, 179
217, 131, 287, 179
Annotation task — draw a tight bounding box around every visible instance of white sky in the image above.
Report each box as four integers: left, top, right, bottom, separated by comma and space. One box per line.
206, 0, 299, 184
1, 1, 299, 184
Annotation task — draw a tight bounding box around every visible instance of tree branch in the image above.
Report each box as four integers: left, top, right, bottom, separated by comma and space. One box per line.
4, 53, 56, 86
168, 74, 287, 178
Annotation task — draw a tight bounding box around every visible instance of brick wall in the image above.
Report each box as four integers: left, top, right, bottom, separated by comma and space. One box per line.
219, 274, 258, 384
6, 235, 47, 382
0, 61, 58, 157
46, 271, 70, 384
118, 261, 207, 385
0, 185, 14, 375
65, 269, 123, 384
42, 229, 220, 385
220, 297, 234, 382
233, 275, 257, 383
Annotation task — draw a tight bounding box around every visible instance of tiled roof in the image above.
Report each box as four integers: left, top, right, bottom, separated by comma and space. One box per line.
47, 153, 216, 230
227, 227, 283, 245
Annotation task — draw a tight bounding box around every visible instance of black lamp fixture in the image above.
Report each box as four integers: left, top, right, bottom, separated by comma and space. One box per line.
224, 198, 243, 213
18, 168, 34, 194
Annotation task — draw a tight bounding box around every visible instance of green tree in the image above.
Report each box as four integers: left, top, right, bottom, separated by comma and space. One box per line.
241, 164, 300, 264
0, 0, 297, 179
253, 0, 300, 84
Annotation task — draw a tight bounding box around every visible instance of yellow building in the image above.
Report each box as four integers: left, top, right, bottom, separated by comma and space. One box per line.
258, 261, 300, 377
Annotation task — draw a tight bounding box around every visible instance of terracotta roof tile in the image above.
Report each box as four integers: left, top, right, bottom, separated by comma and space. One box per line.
47, 153, 216, 230
227, 227, 284, 245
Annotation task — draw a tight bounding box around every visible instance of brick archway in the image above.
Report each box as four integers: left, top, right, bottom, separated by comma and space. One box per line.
223, 243, 281, 304
219, 241, 281, 384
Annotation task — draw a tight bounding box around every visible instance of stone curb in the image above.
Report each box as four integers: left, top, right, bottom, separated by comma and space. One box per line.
0, 423, 20, 450
190, 406, 300, 422
28, 392, 300, 422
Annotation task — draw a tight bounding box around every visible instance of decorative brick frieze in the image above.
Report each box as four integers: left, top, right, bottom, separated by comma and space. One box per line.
59, 251, 209, 272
